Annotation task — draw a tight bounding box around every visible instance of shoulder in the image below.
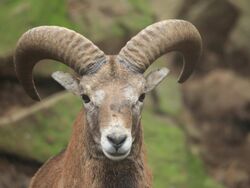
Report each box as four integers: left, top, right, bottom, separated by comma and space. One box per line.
29, 149, 65, 188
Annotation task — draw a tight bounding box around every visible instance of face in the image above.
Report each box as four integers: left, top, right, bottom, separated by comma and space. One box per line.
52, 58, 169, 161
79, 70, 146, 160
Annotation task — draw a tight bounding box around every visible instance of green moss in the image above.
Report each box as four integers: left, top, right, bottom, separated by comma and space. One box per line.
120, 14, 154, 33
0, 0, 156, 55
128, 0, 152, 15
143, 107, 223, 188
0, 0, 77, 55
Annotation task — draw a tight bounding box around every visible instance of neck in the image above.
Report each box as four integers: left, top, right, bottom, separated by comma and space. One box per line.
62, 110, 152, 188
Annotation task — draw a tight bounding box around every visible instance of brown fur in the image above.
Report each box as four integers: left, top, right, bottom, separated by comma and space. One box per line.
30, 110, 152, 188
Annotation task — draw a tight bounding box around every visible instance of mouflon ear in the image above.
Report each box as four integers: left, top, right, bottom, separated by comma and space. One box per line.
145, 68, 170, 93
52, 71, 81, 95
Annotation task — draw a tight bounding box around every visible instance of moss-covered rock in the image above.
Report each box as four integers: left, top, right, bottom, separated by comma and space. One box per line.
231, 0, 250, 51
0, 92, 80, 162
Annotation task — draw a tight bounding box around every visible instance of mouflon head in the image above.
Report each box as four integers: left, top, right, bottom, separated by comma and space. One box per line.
14, 20, 202, 160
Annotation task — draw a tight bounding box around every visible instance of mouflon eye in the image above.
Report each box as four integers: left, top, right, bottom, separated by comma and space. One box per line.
82, 94, 91, 103
138, 93, 145, 102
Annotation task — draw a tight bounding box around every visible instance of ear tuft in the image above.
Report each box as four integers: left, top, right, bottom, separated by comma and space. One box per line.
52, 71, 81, 95
145, 67, 170, 92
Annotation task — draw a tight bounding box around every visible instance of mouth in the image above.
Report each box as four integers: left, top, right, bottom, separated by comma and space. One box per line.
100, 126, 133, 161
102, 149, 131, 161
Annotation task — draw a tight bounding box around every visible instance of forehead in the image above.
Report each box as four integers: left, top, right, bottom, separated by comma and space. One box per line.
79, 56, 146, 94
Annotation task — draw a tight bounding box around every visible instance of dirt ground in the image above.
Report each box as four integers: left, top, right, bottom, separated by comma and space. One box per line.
0, 79, 61, 188
184, 115, 250, 188
0, 153, 41, 188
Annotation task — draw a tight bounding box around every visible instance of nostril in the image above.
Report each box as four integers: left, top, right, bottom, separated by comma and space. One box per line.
107, 135, 115, 144
107, 134, 127, 147
117, 135, 127, 145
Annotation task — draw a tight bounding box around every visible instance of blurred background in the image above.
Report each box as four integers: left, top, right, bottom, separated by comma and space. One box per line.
0, 0, 249, 187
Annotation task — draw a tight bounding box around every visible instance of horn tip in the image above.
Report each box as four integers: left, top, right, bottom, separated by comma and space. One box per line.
31, 94, 41, 101
177, 74, 190, 83
177, 79, 185, 84
33, 96, 41, 101
27, 91, 41, 101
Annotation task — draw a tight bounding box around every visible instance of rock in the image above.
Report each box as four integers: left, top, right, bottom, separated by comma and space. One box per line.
172, 0, 240, 76
0, 54, 14, 77
182, 70, 250, 188
177, 0, 240, 54
183, 70, 250, 121
231, 0, 250, 51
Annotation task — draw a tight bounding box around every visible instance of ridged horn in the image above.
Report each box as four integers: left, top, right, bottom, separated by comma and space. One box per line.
14, 26, 105, 101
118, 19, 202, 82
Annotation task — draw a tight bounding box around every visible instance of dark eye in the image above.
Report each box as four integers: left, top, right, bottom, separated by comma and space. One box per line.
82, 94, 91, 103
138, 93, 145, 102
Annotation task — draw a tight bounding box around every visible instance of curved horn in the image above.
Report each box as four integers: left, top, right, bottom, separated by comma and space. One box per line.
118, 19, 202, 82
14, 26, 105, 100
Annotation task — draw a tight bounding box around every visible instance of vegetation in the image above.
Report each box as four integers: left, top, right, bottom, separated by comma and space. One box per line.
0, 0, 73, 55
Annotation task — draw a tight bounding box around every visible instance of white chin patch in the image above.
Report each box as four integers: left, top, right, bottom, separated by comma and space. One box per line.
101, 126, 132, 161
102, 149, 131, 161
